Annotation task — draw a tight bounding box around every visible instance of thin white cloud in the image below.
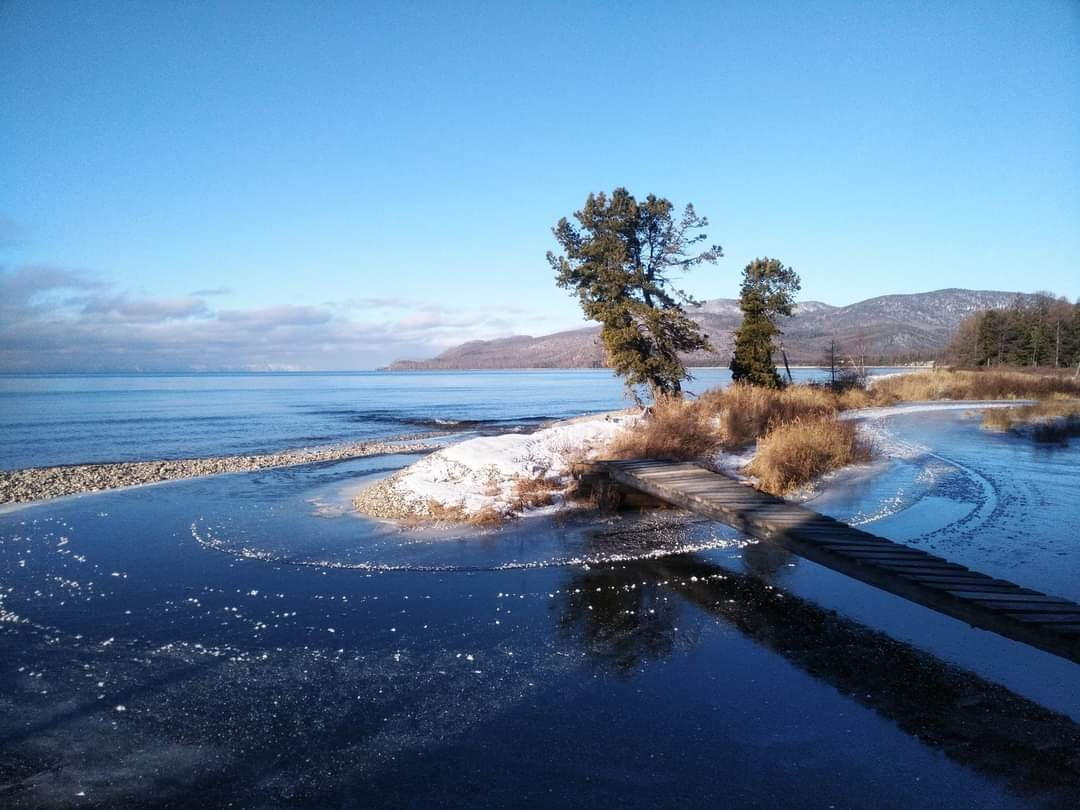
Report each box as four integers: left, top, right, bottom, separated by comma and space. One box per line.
0, 265, 545, 371
0, 263, 103, 304
82, 295, 208, 322
216, 305, 332, 327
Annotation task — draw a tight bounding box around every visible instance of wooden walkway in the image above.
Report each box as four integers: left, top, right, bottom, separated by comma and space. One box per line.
599, 459, 1080, 665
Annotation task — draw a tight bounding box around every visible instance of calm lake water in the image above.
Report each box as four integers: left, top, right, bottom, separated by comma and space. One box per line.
1, 371, 1078, 808
0, 368, 901, 470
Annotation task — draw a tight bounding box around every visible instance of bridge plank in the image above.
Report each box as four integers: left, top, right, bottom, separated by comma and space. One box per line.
599, 459, 1080, 665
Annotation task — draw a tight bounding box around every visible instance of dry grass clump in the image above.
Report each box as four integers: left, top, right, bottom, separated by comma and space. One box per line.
980, 408, 1015, 432
870, 369, 1080, 405
467, 505, 507, 527
980, 400, 1080, 441
744, 417, 870, 495
426, 499, 507, 527
607, 396, 719, 460
605, 383, 848, 462
424, 476, 563, 525
509, 475, 558, 510
835, 386, 873, 410
698, 383, 838, 449
598, 382, 879, 498
425, 499, 468, 521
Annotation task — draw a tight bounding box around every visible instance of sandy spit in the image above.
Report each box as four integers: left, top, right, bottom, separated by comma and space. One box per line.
0, 439, 441, 505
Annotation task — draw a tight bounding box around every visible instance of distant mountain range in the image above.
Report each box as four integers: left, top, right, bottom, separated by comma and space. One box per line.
386, 289, 1034, 370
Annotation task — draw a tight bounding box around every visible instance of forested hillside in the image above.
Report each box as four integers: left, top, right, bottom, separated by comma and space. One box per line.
947, 296, 1080, 368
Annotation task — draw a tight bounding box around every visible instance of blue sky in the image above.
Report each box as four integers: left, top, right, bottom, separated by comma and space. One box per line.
1, 0, 1077, 370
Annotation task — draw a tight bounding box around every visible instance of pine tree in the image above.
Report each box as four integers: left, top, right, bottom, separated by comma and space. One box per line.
548, 188, 722, 400
1068, 305, 1080, 369
730, 258, 801, 388
945, 294, 1080, 368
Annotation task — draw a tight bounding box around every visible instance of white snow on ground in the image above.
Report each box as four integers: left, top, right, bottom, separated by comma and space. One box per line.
705, 444, 758, 479
388, 413, 637, 516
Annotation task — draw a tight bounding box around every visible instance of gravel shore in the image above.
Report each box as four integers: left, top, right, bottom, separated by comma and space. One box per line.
0, 439, 440, 505
351, 469, 434, 521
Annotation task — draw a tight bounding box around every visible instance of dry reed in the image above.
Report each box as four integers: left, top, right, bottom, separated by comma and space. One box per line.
426, 499, 507, 527
744, 417, 870, 495
869, 369, 1080, 405
980, 400, 1080, 441
509, 475, 558, 510
607, 396, 719, 460
698, 383, 838, 449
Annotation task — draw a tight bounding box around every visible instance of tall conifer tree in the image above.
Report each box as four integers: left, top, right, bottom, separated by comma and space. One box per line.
730, 258, 801, 387
548, 188, 722, 400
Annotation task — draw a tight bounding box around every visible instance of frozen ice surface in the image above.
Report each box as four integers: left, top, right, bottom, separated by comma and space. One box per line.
813, 408, 1080, 601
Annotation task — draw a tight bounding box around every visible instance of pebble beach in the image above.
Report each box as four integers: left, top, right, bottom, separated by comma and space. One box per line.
0, 438, 440, 505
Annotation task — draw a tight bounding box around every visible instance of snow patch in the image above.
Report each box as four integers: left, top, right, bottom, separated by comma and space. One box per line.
380, 413, 637, 517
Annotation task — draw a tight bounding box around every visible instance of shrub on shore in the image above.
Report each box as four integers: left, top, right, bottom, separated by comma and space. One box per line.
745, 417, 870, 495
835, 386, 873, 410
980, 400, 1080, 441
605, 384, 847, 475
600, 367, 1080, 503
607, 396, 718, 460
510, 475, 558, 510
604, 384, 865, 493
426, 499, 507, 527
869, 369, 1080, 405
698, 383, 837, 449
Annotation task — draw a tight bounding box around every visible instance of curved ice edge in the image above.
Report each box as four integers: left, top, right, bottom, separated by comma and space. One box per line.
817, 406, 1001, 533
838, 401, 1032, 425
190, 522, 747, 573
838, 400, 1035, 422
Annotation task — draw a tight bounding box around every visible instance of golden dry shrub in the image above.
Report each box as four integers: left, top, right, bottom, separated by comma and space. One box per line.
745, 417, 870, 495
467, 505, 507, 527
980, 400, 1080, 434
510, 475, 558, 510
607, 396, 718, 460
699, 383, 837, 449
870, 369, 1080, 405
426, 499, 507, 527
425, 499, 469, 521
980, 408, 1014, 432
835, 386, 873, 410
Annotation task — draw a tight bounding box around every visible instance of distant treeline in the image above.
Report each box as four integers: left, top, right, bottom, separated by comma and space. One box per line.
947, 295, 1080, 368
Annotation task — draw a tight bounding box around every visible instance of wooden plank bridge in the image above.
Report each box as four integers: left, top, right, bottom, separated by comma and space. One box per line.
594, 459, 1080, 665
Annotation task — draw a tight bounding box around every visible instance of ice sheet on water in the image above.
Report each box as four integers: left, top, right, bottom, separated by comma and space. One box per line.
813, 407, 1080, 601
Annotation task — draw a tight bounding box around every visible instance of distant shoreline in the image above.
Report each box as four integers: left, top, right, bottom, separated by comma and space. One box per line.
376, 364, 931, 373
0, 364, 936, 376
